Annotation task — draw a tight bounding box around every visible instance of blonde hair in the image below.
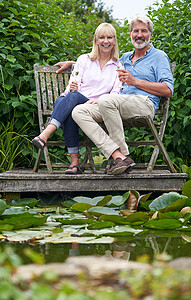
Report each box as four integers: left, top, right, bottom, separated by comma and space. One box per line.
89, 23, 119, 61
130, 16, 153, 32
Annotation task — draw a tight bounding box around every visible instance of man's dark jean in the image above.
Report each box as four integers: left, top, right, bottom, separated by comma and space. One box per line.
49, 91, 89, 152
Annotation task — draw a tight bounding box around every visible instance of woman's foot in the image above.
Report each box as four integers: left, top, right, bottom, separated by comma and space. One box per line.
64, 165, 82, 174
32, 124, 56, 149
32, 136, 46, 149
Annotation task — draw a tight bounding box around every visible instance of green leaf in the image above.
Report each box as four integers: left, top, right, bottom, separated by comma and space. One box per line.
72, 196, 100, 205
97, 195, 112, 206
2, 207, 27, 217
62, 200, 75, 208
30, 32, 41, 39
125, 212, 149, 223
3, 83, 13, 90
0, 213, 48, 230
182, 180, 191, 198
10, 198, 39, 208
0, 224, 14, 231
6, 55, 16, 63
99, 214, 131, 224
139, 192, 152, 203
163, 198, 187, 212
87, 221, 115, 229
144, 219, 182, 230
0, 200, 7, 215
149, 192, 188, 211
0, 53, 6, 59
107, 192, 129, 207
72, 202, 93, 212
88, 206, 119, 217
58, 218, 94, 225
103, 226, 143, 236
158, 211, 182, 219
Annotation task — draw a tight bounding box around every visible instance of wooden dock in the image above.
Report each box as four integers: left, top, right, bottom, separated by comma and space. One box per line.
0, 168, 187, 200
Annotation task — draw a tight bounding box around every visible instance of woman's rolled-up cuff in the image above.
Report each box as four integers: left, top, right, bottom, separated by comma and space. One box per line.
48, 118, 61, 130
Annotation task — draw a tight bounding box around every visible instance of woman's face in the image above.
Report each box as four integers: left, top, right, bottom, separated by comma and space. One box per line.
96, 33, 116, 55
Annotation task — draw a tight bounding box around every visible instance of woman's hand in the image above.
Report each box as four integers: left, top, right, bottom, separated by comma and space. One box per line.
54, 61, 76, 74
86, 98, 98, 104
69, 81, 78, 92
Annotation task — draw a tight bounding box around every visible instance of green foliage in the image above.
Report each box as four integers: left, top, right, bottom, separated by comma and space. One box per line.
149, 192, 187, 211
0, 118, 31, 172
147, 0, 191, 167
0, 0, 116, 171
0, 0, 190, 171
57, 0, 113, 23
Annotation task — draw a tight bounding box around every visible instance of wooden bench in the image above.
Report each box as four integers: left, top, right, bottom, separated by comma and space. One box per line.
33, 63, 176, 174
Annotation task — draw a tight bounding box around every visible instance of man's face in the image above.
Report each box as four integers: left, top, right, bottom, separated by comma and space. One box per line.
130, 21, 152, 49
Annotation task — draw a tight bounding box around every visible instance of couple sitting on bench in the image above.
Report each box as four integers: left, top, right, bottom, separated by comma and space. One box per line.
32, 16, 174, 175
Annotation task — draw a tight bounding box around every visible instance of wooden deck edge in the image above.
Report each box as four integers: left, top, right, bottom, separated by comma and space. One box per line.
0, 169, 188, 193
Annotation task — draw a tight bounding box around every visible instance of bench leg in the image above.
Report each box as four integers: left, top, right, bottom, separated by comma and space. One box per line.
33, 147, 53, 173
147, 118, 176, 173
80, 145, 97, 173
33, 148, 43, 172
44, 146, 53, 173
147, 145, 160, 173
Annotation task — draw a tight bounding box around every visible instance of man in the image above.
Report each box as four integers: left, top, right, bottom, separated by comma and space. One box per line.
57, 16, 174, 175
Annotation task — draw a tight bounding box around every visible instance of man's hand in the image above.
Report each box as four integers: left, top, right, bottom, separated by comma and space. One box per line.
86, 98, 98, 104
54, 61, 76, 74
117, 69, 172, 97
117, 69, 137, 86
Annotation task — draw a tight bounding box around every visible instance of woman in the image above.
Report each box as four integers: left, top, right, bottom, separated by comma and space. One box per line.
32, 23, 121, 174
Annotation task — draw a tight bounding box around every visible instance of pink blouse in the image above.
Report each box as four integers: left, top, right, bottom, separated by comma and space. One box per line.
61, 54, 122, 98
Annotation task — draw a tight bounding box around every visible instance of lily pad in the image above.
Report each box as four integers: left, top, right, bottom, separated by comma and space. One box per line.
10, 198, 39, 208
72, 196, 100, 205
58, 218, 94, 225
1, 207, 32, 218
107, 192, 129, 207
99, 214, 131, 224
0, 224, 14, 232
0, 199, 7, 215
97, 195, 112, 206
88, 206, 119, 217
139, 192, 152, 203
149, 192, 188, 211
157, 211, 182, 219
38, 235, 114, 244
101, 225, 143, 236
125, 212, 149, 223
72, 202, 93, 212
163, 198, 187, 213
144, 219, 182, 230
0, 213, 48, 230
62, 200, 75, 208
87, 221, 115, 230
182, 180, 191, 198
2, 229, 51, 242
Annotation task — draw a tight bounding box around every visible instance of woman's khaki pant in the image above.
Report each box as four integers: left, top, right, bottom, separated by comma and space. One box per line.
72, 94, 155, 159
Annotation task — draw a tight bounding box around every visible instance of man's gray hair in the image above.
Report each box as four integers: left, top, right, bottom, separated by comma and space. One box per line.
130, 16, 153, 32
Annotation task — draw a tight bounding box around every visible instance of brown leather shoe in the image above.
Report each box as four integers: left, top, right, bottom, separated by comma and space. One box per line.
107, 156, 136, 175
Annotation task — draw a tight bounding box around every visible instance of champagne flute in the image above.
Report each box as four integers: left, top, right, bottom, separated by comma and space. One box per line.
70, 64, 79, 91
71, 64, 79, 81
117, 62, 124, 70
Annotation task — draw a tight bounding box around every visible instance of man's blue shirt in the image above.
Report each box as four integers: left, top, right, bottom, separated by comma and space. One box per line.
119, 45, 174, 112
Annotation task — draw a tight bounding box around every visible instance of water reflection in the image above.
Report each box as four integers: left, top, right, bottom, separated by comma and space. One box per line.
1, 234, 191, 264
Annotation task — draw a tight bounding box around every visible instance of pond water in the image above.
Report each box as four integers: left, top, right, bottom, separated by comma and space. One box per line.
1, 233, 191, 264
1, 191, 191, 264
